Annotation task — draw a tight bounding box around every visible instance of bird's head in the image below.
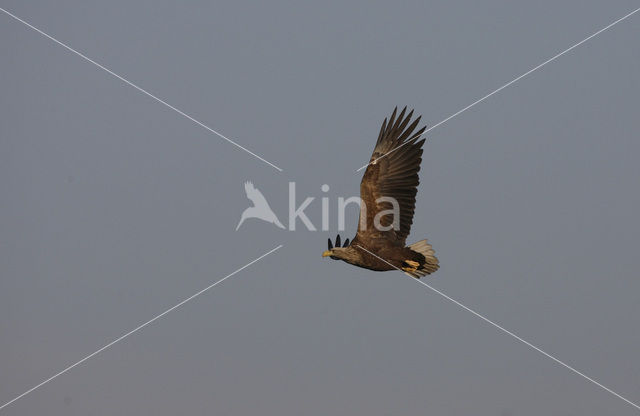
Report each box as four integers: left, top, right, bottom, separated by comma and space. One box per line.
322, 234, 350, 260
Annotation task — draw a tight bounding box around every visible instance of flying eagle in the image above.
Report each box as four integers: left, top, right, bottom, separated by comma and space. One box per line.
322, 107, 439, 278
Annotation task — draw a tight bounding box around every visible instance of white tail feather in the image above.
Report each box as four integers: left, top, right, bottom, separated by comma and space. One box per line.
406, 239, 439, 278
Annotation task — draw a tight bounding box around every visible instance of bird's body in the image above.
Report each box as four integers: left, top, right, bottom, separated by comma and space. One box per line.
322, 107, 439, 278
328, 245, 420, 271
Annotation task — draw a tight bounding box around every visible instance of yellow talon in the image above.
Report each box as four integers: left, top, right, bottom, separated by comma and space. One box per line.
401, 260, 420, 273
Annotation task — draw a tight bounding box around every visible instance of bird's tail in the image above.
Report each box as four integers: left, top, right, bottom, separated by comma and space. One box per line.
406, 239, 439, 278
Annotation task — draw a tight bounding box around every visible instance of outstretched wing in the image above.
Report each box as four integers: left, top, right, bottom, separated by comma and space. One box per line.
244, 181, 271, 208
354, 107, 426, 247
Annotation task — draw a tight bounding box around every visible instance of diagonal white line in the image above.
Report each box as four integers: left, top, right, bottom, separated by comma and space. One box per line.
0, 244, 283, 412
354, 244, 640, 411
356, 6, 640, 172
0, 7, 283, 172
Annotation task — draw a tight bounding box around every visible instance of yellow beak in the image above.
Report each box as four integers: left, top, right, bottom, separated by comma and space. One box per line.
322, 250, 332, 257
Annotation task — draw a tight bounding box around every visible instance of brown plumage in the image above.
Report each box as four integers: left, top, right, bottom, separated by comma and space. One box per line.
322, 107, 439, 278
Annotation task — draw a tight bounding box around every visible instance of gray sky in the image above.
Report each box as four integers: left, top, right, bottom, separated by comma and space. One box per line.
1, 1, 640, 415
